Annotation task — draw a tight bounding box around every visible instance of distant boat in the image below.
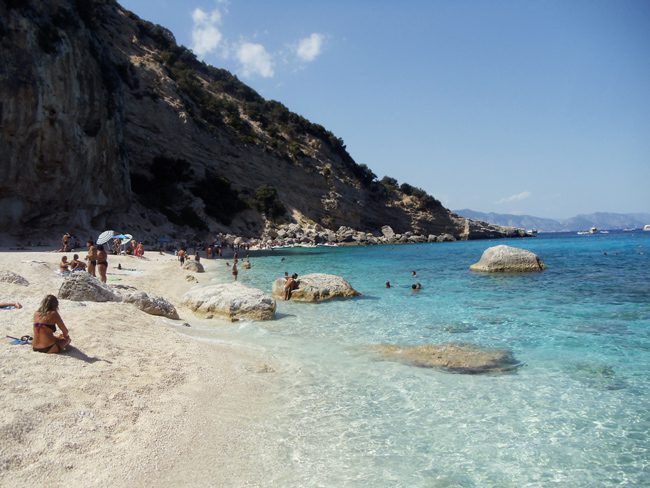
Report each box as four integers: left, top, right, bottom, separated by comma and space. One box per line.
526, 229, 538, 236
577, 226, 598, 235
644, 225, 650, 231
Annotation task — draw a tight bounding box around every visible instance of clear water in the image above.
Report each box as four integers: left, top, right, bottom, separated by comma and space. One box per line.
185, 231, 650, 487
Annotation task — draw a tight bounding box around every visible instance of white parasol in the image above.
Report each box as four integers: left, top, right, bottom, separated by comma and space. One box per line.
120, 234, 133, 246
96, 230, 115, 245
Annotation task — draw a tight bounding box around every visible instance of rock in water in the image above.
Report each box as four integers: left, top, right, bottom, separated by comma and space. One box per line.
183, 261, 205, 273
58, 273, 118, 302
470, 245, 546, 272
271, 273, 360, 302
0, 271, 29, 286
373, 343, 522, 374
123, 291, 179, 319
182, 283, 276, 321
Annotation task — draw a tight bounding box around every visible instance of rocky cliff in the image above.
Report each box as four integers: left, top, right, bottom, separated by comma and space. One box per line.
0, 0, 519, 244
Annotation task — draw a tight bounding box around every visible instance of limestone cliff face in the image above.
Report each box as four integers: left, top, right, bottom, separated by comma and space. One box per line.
0, 0, 130, 231
0, 0, 516, 242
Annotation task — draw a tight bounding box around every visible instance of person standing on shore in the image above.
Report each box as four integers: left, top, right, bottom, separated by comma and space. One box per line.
85, 240, 97, 277
232, 261, 238, 281
96, 245, 108, 283
178, 248, 186, 267
62, 233, 71, 252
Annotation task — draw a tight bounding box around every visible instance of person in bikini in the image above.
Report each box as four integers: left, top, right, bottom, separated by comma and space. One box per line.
32, 295, 71, 354
86, 240, 97, 277
96, 244, 108, 283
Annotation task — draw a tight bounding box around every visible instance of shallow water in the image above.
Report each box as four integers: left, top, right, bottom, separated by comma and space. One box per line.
187, 231, 650, 486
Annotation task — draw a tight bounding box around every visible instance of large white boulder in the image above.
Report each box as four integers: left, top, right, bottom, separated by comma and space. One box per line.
58, 273, 118, 302
373, 343, 522, 374
271, 273, 359, 302
182, 283, 276, 321
470, 245, 546, 272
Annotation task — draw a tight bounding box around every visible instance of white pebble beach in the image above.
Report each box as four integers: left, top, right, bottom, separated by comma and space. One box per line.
0, 249, 277, 487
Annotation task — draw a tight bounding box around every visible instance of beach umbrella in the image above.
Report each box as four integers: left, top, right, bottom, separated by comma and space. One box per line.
96, 230, 115, 245
112, 234, 127, 239
120, 234, 133, 246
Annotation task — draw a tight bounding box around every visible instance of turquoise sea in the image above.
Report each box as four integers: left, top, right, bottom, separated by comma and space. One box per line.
186, 231, 650, 487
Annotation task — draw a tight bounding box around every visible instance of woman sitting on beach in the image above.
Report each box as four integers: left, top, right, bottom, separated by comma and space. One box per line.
32, 295, 71, 354
85, 240, 97, 277
96, 244, 108, 283
59, 256, 70, 274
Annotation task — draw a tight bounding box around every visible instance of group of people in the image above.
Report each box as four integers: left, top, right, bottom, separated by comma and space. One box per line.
385, 270, 422, 291
59, 240, 108, 283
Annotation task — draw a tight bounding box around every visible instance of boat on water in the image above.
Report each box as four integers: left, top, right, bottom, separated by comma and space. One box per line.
577, 226, 598, 235
525, 229, 538, 236
644, 225, 650, 231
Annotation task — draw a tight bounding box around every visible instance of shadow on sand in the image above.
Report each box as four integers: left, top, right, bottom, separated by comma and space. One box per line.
63, 346, 112, 364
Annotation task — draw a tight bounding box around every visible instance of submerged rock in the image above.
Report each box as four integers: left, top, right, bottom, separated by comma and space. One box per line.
271, 273, 360, 302
470, 245, 546, 272
373, 343, 522, 374
0, 270, 29, 286
183, 261, 205, 273
58, 273, 118, 302
182, 283, 276, 321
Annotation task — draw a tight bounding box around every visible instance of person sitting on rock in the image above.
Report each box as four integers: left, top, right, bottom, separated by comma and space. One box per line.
32, 295, 71, 354
284, 273, 299, 300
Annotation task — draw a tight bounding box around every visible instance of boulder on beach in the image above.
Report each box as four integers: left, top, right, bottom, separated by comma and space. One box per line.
124, 291, 180, 319
183, 260, 205, 273
373, 343, 522, 374
182, 283, 276, 321
381, 225, 395, 239
58, 273, 118, 302
0, 270, 29, 286
436, 233, 456, 242
470, 245, 546, 272
271, 273, 359, 302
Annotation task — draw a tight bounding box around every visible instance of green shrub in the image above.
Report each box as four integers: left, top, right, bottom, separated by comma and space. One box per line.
254, 185, 286, 220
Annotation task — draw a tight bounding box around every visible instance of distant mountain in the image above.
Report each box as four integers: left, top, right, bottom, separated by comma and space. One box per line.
454, 210, 650, 232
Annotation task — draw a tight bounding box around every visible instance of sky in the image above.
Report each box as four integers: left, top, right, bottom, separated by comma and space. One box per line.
119, 0, 650, 219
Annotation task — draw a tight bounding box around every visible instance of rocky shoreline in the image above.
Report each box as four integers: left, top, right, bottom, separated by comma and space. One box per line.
233, 222, 530, 250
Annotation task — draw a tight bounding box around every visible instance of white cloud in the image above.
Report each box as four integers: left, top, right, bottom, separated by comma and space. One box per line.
296, 33, 324, 62
237, 42, 274, 78
496, 191, 532, 204
191, 8, 223, 58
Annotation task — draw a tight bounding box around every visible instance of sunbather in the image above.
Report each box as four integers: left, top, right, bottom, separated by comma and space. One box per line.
32, 295, 71, 354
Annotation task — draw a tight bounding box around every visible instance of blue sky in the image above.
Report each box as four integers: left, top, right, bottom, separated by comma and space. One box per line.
119, 0, 650, 218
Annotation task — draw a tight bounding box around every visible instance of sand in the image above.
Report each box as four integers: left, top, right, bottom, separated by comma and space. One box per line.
0, 249, 278, 487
